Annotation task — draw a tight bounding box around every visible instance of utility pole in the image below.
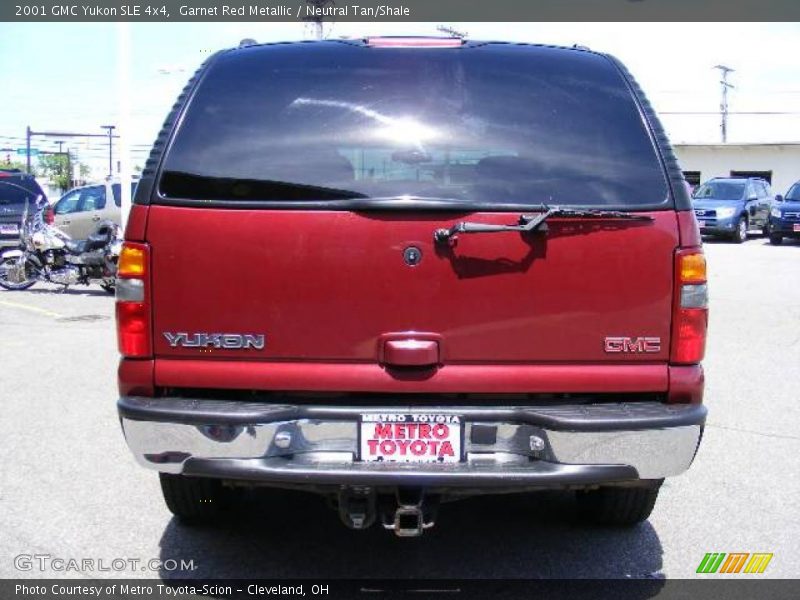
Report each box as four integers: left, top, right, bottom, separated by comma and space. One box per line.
304, 0, 333, 40
26, 126, 31, 173
66, 150, 73, 188
54, 140, 65, 183
101, 124, 116, 177
714, 65, 735, 143
54, 142, 66, 187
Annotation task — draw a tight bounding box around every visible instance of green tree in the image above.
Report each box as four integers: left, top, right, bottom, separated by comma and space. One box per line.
0, 156, 33, 173
37, 154, 89, 193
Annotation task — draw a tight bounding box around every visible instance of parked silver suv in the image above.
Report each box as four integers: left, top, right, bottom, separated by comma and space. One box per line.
52, 179, 137, 240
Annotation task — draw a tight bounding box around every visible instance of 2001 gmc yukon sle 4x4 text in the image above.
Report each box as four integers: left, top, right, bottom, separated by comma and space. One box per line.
116, 38, 708, 536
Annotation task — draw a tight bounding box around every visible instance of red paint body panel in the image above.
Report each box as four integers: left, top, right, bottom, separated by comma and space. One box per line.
118, 358, 155, 397
676, 210, 702, 248
667, 364, 704, 404
154, 359, 668, 394
124, 204, 149, 242
145, 206, 679, 367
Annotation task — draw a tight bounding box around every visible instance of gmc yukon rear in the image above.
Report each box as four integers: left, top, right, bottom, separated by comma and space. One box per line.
116, 38, 707, 535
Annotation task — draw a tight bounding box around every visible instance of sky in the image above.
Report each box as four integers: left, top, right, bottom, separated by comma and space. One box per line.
1, 22, 799, 178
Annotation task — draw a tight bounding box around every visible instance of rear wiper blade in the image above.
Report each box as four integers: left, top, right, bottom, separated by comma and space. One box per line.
433, 205, 653, 244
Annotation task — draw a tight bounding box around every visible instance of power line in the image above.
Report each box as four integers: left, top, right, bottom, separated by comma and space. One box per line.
437, 25, 468, 38
660, 111, 800, 115
0, 135, 152, 144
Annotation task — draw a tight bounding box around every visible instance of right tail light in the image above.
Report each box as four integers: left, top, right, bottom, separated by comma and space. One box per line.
671, 249, 708, 364
115, 242, 151, 358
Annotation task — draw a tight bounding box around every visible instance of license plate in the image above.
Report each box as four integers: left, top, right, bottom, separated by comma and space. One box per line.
0, 224, 19, 235
360, 414, 462, 463
697, 220, 705, 229
793, 224, 800, 232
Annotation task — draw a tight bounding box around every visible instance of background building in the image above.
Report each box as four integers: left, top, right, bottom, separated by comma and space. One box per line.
674, 142, 800, 194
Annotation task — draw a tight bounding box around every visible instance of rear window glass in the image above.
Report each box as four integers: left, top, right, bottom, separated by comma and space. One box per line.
0, 180, 41, 206
160, 44, 669, 208
693, 181, 745, 201
112, 182, 138, 207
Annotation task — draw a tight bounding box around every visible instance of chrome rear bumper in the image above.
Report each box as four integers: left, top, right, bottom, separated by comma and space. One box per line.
118, 397, 705, 486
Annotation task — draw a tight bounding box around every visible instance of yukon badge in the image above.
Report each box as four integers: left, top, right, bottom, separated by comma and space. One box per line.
163, 332, 265, 350
604, 336, 661, 353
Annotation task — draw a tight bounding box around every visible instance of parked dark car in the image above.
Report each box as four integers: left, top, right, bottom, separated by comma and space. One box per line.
116, 38, 708, 535
691, 177, 774, 243
768, 182, 800, 244
0, 170, 48, 251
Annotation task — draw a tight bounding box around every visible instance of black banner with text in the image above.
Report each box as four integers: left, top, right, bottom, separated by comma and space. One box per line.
3, 0, 800, 22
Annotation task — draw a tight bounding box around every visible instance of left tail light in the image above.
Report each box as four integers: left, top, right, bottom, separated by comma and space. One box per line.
115, 242, 151, 358
671, 249, 708, 364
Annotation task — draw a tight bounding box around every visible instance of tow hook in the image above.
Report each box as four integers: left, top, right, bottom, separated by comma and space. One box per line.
381, 488, 439, 537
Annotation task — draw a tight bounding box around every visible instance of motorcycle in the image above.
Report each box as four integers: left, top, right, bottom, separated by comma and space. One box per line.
0, 190, 122, 293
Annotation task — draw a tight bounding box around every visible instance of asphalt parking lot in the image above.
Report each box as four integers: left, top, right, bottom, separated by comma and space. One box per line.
1, 236, 798, 581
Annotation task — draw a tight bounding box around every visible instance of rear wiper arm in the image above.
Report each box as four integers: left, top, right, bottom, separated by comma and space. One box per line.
433, 205, 653, 244
434, 205, 555, 244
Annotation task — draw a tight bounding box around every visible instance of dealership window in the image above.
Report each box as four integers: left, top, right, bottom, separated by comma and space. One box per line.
683, 171, 701, 186
730, 170, 772, 184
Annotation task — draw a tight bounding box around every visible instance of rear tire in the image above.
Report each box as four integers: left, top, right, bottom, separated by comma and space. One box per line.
576, 481, 662, 526
159, 473, 232, 524
731, 216, 747, 244
769, 233, 784, 245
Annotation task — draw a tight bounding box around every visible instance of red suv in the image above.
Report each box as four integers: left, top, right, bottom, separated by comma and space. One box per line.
116, 38, 707, 536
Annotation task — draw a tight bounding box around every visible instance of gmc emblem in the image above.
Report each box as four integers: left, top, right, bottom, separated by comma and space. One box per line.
604, 336, 661, 353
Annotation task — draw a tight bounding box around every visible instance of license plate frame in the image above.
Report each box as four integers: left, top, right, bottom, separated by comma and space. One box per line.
359, 413, 463, 464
